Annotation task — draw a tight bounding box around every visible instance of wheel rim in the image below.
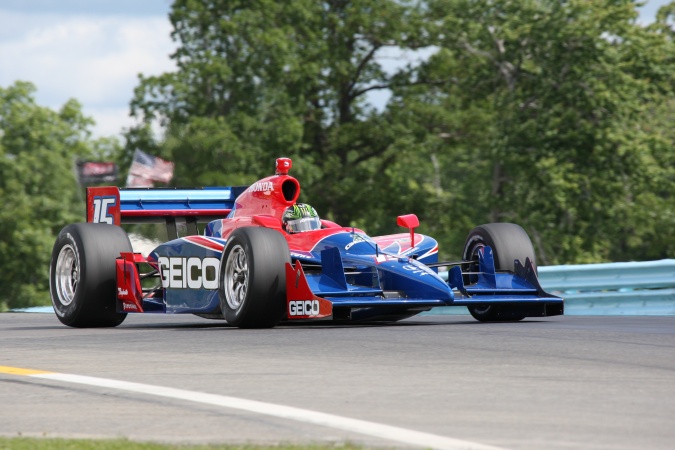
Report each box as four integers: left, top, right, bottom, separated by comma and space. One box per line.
224, 244, 249, 310
55, 244, 79, 306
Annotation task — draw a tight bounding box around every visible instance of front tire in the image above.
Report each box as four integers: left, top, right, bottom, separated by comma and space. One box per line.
50, 223, 132, 327
463, 223, 535, 322
219, 227, 290, 328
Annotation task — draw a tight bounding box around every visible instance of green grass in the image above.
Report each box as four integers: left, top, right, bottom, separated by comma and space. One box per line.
0, 438, 367, 450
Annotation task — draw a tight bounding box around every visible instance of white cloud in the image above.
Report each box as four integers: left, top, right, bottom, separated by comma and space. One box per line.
0, 9, 176, 138
84, 105, 139, 137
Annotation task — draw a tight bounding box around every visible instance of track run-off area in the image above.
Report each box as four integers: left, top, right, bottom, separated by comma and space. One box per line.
1, 312, 674, 449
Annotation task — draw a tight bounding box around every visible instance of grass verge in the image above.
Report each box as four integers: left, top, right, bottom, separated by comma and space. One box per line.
0, 438, 366, 450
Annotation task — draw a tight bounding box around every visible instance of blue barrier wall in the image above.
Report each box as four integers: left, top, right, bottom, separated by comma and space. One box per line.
430, 259, 675, 316
538, 259, 675, 315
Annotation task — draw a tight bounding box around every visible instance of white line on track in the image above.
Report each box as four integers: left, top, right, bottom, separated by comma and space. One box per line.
4, 366, 505, 450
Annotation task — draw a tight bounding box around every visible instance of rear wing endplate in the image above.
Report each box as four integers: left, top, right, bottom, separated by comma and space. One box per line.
86, 186, 247, 239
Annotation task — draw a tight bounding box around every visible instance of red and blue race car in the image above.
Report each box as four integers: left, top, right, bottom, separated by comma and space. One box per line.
49, 157, 563, 328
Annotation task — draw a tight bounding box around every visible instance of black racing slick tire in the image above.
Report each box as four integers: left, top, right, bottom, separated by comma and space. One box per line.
219, 227, 290, 328
50, 223, 132, 327
463, 223, 536, 322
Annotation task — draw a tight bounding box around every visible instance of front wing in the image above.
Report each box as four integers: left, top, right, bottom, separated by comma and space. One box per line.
284, 246, 563, 321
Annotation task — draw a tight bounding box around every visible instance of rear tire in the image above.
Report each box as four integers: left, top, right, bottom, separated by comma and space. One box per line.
219, 227, 290, 328
50, 223, 131, 327
463, 223, 535, 322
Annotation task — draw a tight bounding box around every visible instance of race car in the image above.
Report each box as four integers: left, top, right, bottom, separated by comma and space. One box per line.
49, 157, 563, 328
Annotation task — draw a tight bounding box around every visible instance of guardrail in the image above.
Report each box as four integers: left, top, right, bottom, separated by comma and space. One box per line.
433, 259, 675, 316
538, 259, 675, 315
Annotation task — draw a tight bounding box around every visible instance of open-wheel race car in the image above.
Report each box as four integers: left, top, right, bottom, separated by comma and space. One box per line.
50, 157, 563, 328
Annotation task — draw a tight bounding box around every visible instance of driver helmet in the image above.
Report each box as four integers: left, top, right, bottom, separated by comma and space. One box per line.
283, 203, 321, 233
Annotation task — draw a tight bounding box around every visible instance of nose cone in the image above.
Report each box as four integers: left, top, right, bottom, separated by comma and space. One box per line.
377, 258, 454, 301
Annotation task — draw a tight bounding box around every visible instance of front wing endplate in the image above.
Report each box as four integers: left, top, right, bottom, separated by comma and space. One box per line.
285, 261, 332, 319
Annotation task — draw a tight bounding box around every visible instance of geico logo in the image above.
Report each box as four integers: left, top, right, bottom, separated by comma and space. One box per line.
288, 300, 320, 316
158, 257, 220, 289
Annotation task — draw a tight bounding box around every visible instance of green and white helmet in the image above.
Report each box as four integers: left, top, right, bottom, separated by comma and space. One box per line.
283, 203, 321, 233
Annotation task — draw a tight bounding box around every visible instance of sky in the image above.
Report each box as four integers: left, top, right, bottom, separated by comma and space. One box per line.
0, 0, 672, 140
0, 0, 175, 138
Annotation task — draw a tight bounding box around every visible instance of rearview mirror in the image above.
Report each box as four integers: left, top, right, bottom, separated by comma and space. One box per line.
397, 214, 419, 229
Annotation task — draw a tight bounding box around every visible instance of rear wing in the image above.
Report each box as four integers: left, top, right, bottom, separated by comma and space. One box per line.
86, 186, 248, 239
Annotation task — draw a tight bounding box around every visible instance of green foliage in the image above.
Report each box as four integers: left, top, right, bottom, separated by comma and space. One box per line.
0, 82, 121, 310
418, 0, 675, 263
129, 0, 434, 228
127, 0, 674, 264
0, 436, 365, 450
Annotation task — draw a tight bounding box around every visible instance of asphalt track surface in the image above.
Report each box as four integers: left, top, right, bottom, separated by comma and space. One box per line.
1, 312, 674, 450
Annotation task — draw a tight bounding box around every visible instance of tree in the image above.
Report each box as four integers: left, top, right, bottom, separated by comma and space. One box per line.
128, 0, 438, 230
414, 0, 675, 263
0, 81, 121, 310
129, 0, 675, 264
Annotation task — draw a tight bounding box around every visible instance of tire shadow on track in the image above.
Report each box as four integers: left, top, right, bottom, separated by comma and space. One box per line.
2, 312, 559, 332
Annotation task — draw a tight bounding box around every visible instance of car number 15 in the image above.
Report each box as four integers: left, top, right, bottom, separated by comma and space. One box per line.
92, 197, 116, 224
